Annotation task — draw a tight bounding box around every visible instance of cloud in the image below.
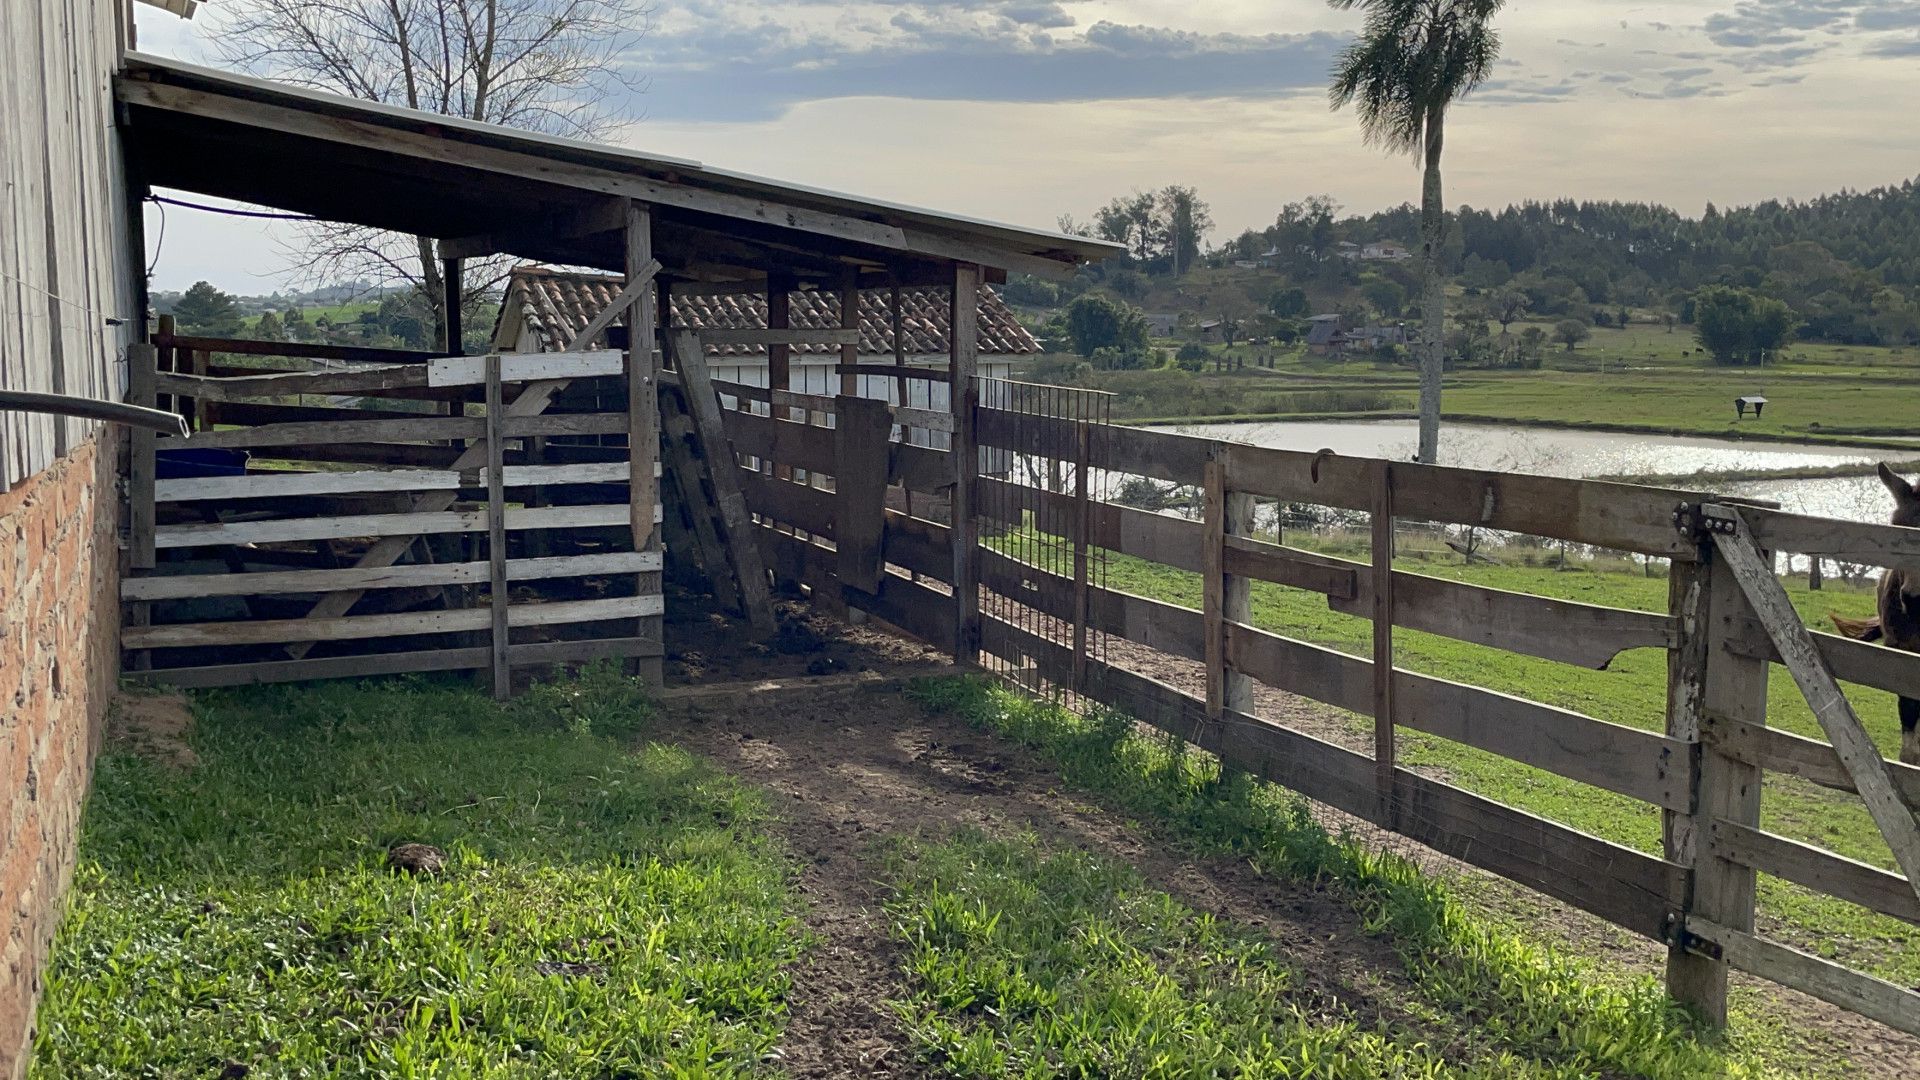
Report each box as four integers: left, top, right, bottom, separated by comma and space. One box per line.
633, 8, 1345, 121
1868, 34, 1920, 56
1703, 0, 1918, 50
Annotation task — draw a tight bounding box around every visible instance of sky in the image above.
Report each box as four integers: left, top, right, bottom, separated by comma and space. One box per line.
135, 0, 1920, 293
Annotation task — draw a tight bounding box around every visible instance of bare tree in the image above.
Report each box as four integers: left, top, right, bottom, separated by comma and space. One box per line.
208, 0, 651, 348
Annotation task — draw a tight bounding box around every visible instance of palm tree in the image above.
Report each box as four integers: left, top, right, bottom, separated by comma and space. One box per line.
1329, 0, 1504, 464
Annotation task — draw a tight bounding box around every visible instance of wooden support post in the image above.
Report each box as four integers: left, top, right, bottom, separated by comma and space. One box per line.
627, 203, 663, 681
1371, 460, 1397, 824
890, 282, 908, 408
485, 353, 508, 698
1663, 552, 1712, 1001
1668, 546, 1769, 1025
767, 273, 794, 481
442, 257, 464, 354
835, 396, 891, 594
949, 263, 982, 665
839, 271, 860, 398
1204, 458, 1228, 721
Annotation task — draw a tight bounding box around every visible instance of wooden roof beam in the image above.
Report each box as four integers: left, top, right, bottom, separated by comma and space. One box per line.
117, 77, 1086, 277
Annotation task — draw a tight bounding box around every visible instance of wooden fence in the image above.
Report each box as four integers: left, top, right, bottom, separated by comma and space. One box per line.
122, 329, 663, 690
724, 379, 1920, 1037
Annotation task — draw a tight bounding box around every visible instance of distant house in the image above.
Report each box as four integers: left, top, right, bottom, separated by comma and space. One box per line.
1197, 319, 1224, 344
1257, 246, 1284, 269
1337, 241, 1414, 262
1231, 259, 1260, 270
1144, 313, 1178, 337
1305, 314, 1344, 354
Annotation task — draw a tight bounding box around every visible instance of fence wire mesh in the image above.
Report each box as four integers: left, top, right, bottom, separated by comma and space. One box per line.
974, 376, 1112, 712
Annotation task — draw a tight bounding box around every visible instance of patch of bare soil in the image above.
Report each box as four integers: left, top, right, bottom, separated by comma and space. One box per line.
655, 654, 1493, 1076
1104, 635, 1920, 1076
106, 690, 197, 768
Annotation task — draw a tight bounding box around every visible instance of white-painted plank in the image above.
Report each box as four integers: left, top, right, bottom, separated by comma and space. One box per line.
153, 460, 652, 502
124, 593, 666, 649
122, 551, 663, 601
154, 502, 662, 548
427, 349, 625, 388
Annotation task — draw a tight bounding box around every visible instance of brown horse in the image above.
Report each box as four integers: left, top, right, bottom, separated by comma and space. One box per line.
1830, 462, 1920, 765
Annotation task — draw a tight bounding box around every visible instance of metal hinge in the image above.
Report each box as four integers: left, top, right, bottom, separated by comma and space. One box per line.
1672, 502, 1739, 540
1663, 912, 1724, 959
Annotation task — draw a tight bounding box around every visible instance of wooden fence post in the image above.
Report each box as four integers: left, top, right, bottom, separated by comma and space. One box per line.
1666, 545, 1768, 1025
1370, 460, 1397, 825
485, 352, 508, 699
626, 201, 664, 683
949, 262, 981, 666
1204, 455, 1254, 724
835, 395, 890, 595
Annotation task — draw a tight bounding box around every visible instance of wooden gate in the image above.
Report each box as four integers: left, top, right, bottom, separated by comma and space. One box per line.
121, 329, 663, 690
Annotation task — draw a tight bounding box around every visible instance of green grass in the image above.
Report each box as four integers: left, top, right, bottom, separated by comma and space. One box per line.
32, 667, 802, 1078
1020, 323, 1920, 446
887, 830, 1566, 1079
906, 678, 1848, 1078
1074, 535, 1920, 986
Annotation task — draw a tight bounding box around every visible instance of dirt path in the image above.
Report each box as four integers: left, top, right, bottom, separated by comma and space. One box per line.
655, 600, 1919, 1074
658, 665, 1535, 1075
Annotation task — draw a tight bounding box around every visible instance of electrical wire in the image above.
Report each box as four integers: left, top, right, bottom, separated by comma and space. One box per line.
148, 194, 319, 221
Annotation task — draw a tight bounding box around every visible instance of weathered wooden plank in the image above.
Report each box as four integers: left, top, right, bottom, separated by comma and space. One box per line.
838, 363, 950, 383
1701, 713, 1920, 805
1330, 568, 1674, 669
160, 412, 627, 450
1727, 621, 1920, 701
893, 405, 954, 433
975, 416, 1709, 557
720, 405, 837, 475
1683, 917, 1920, 1038
1393, 671, 1692, 811
427, 349, 625, 388
1740, 504, 1920, 571
1711, 511, 1920, 899
950, 264, 982, 664
155, 365, 429, 400
153, 333, 442, 364
123, 635, 665, 689
1223, 536, 1361, 600
980, 613, 1679, 942
836, 395, 891, 594
154, 461, 642, 503
1709, 819, 1919, 925
671, 330, 776, 635
125, 594, 666, 649
1204, 458, 1228, 721
1663, 554, 1712, 1005
486, 353, 510, 699
1371, 461, 1397, 817
154, 502, 653, 548
122, 552, 662, 601
1674, 550, 1771, 1024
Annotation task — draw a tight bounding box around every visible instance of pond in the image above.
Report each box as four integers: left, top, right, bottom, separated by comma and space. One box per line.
1146, 419, 1897, 524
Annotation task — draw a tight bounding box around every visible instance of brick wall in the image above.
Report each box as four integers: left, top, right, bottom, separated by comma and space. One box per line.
0, 432, 122, 1079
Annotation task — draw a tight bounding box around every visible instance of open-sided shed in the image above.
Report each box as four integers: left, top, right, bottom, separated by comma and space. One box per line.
113, 53, 1118, 691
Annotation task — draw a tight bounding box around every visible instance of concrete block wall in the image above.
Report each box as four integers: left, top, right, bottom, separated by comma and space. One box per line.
0, 433, 122, 1079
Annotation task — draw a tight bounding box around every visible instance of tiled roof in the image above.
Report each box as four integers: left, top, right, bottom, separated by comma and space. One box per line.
499, 266, 1040, 357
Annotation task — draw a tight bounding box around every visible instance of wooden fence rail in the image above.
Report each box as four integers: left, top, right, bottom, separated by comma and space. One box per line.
728, 386, 1920, 1039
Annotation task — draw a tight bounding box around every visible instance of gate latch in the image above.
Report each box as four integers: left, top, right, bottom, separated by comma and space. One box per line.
1663, 912, 1724, 960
